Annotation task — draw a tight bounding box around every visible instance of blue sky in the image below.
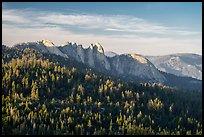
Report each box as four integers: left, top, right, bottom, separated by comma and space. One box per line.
2, 2, 202, 55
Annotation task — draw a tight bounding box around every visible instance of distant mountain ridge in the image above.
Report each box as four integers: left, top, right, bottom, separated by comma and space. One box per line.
146, 53, 202, 80
13, 40, 202, 91
104, 51, 117, 57
14, 40, 166, 83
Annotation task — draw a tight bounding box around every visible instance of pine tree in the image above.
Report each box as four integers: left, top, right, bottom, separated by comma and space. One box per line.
11, 81, 16, 99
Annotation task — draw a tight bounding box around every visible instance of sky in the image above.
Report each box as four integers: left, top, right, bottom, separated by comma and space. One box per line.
2, 2, 202, 56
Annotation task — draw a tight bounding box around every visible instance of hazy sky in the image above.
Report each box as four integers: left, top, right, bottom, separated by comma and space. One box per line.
2, 2, 202, 56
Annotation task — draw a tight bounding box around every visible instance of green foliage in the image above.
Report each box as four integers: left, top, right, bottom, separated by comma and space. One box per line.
2, 46, 202, 135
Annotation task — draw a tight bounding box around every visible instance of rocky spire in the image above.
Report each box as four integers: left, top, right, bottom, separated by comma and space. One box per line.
39, 40, 55, 47
95, 43, 104, 54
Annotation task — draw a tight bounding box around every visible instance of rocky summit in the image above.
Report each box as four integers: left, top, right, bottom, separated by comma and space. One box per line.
14, 40, 202, 90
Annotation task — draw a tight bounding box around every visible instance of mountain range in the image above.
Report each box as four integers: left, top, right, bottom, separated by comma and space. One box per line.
147, 54, 202, 80
13, 40, 202, 91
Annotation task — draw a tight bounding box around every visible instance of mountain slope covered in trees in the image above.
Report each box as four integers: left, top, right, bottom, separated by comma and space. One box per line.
2, 45, 202, 135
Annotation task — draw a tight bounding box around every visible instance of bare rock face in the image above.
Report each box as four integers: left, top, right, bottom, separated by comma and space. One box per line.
76, 45, 85, 63
86, 45, 95, 67
147, 53, 202, 80
39, 39, 55, 47
15, 40, 68, 58
14, 40, 167, 83
92, 43, 110, 70
111, 54, 166, 83
59, 42, 111, 70
130, 54, 147, 64
94, 42, 104, 54
105, 51, 117, 57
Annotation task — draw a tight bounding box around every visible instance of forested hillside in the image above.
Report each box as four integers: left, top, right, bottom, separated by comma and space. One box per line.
2, 46, 202, 135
